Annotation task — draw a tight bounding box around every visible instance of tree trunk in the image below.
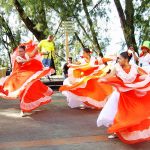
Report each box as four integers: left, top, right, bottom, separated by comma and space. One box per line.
114, 0, 138, 53
75, 16, 93, 42
74, 32, 85, 48
13, 0, 46, 41
82, 0, 102, 54
54, 20, 62, 36
2, 39, 12, 68
0, 15, 18, 49
37, 0, 49, 33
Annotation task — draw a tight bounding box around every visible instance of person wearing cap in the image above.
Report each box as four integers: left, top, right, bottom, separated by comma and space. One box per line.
138, 41, 150, 72
37, 35, 55, 68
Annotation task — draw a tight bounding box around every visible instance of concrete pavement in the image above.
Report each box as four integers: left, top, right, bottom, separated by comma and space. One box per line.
0, 92, 150, 150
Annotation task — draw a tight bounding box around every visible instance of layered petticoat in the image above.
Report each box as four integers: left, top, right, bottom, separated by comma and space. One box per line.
60, 63, 113, 109
97, 64, 150, 144
20, 79, 53, 112
97, 90, 120, 127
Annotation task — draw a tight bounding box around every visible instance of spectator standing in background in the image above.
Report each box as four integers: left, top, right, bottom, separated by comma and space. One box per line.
128, 46, 139, 65
37, 35, 55, 68
63, 57, 73, 78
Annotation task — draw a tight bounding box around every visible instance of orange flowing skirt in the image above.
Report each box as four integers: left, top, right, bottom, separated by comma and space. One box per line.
0, 59, 54, 112
101, 73, 150, 144
60, 64, 113, 109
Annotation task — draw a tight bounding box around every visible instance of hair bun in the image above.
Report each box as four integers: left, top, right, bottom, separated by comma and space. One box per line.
120, 51, 132, 62
19, 45, 26, 50
83, 48, 92, 53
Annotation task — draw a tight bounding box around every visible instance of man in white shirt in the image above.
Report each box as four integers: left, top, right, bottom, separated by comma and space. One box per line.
139, 41, 150, 72
128, 46, 139, 65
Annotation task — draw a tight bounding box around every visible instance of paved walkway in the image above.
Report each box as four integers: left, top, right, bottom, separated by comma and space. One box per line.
0, 92, 149, 150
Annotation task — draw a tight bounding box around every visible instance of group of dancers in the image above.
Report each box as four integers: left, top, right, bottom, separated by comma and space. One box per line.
0, 38, 150, 144
60, 41, 150, 144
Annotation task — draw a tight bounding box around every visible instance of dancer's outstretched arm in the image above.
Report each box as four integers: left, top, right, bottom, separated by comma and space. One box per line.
28, 46, 39, 57
138, 67, 147, 75
98, 66, 116, 82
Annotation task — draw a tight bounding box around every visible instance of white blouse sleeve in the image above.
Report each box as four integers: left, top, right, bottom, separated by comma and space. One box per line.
16, 56, 24, 63
16, 55, 28, 63
78, 58, 85, 64
25, 54, 30, 60
115, 63, 138, 83
148, 54, 150, 64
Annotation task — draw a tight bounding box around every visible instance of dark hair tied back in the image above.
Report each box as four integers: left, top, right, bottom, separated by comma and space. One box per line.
83, 48, 91, 53
120, 51, 132, 62
68, 57, 72, 61
19, 45, 26, 50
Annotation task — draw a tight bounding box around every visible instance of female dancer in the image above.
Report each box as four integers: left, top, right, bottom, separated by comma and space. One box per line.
97, 51, 150, 144
60, 48, 113, 109
0, 41, 54, 116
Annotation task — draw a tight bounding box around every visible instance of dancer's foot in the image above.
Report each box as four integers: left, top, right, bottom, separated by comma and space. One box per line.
20, 110, 25, 117
20, 111, 32, 117
80, 104, 86, 110
108, 133, 118, 139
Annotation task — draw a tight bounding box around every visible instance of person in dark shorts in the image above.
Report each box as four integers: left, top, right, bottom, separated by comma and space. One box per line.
63, 57, 73, 78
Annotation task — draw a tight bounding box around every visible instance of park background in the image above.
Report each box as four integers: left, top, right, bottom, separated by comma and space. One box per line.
0, 0, 149, 75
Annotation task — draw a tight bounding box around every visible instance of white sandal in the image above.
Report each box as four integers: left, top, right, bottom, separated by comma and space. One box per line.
80, 104, 86, 110
108, 133, 118, 139
20, 111, 32, 117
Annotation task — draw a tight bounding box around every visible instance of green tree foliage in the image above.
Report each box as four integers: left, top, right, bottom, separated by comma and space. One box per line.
114, 0, 149, 52
0, 0, 149, 73
134, 0, 150, 45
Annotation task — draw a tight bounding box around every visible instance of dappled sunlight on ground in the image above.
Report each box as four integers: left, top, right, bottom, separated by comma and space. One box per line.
0, 108, 28, 118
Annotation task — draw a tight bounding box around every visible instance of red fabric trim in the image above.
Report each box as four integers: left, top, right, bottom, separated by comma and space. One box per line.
0, 86, 8, 96
117, 132, 150, 144
21, 99, 51, 112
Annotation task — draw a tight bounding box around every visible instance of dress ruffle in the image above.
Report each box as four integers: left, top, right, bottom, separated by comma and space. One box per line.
60, 64, 113, 109
0, 41, 54, 112
97, 65, 150, 144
